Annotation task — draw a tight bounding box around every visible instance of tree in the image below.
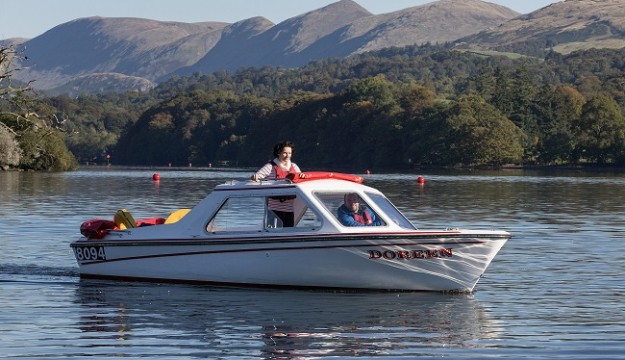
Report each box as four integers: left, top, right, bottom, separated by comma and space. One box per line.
491, 67, 515, 117
0, 46, 26, 168
534, 85, 584, 164
0, 126, 21, 169
575, 94, 625, 164
342, 75, 399, 114
18, 126, 77, 171
0, 45, 77, 171
467, 65, 495, 101
411, 95, 524, 167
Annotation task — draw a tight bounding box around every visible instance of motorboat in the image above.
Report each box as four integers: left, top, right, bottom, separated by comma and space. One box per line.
70, 172, 510, 292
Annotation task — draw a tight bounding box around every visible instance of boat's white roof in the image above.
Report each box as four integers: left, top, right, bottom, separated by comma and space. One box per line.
214, 177, 377, 193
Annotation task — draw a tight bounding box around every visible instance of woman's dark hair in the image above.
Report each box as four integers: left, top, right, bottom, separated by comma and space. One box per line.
272, 140, 295, 158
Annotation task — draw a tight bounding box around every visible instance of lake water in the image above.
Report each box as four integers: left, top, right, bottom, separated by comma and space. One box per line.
1, 168, 624, 359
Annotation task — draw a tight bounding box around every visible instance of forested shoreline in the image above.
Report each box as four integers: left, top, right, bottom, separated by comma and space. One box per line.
3, 44, 625, 171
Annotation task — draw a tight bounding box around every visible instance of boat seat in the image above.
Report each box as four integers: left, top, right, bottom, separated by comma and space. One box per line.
114, 209, 137, 229
165, 208, 191, 224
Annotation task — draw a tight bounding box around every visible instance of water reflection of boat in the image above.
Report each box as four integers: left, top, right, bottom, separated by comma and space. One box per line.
71, 173, 510, 292
75, 280, 503, 358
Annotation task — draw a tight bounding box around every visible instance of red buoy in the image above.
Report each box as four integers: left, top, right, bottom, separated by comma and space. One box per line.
152, 173, 160, 181
417, 176, 425, 184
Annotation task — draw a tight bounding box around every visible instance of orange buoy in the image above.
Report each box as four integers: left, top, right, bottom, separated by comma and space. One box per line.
417, 176, 425, 184
152, 173, 160, 181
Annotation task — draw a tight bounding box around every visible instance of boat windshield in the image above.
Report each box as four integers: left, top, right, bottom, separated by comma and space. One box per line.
366, 192, 416, 230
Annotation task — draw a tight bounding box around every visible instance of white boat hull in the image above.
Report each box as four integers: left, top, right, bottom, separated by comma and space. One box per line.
72, 231, 508, 292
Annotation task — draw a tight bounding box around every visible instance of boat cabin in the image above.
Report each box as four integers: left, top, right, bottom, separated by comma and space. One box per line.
184, 177, 418, 237
80, 175, 419, 241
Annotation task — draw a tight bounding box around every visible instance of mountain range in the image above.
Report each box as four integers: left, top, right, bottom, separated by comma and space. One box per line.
3, 0, 625, 95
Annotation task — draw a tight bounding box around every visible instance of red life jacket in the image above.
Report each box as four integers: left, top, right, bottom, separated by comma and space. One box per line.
269, 161, 298, 206
272, 161, 297, 178
353, 209, 373, 225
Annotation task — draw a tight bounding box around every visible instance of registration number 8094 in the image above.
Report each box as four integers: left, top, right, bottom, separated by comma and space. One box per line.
74, 246, 106, 262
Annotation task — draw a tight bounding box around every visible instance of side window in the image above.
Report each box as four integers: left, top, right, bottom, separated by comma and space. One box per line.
206, 197, 265, 232
267, 195, 322, 230
206, 195, 322, 233
293, 206, 322, 229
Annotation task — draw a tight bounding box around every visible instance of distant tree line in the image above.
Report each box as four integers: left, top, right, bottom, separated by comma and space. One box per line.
4, 43, 625, 171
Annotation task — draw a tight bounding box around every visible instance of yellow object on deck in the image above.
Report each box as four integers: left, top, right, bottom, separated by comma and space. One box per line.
114, 209, 136, 229
165, 208, 191, 224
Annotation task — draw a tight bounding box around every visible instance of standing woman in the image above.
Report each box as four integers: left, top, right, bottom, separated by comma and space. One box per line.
251, 140, 303, 227
251, 140, 302, 181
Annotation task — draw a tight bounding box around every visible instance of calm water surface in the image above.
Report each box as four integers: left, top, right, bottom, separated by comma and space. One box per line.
1, 168, 624, 359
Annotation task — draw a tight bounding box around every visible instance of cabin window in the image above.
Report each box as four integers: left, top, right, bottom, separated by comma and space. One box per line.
207, 196, 266, 232
205, 194, 321, 233
292, 205, 322, 229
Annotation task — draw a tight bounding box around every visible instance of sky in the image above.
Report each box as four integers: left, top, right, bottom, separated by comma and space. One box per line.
1, 0, 561, 40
